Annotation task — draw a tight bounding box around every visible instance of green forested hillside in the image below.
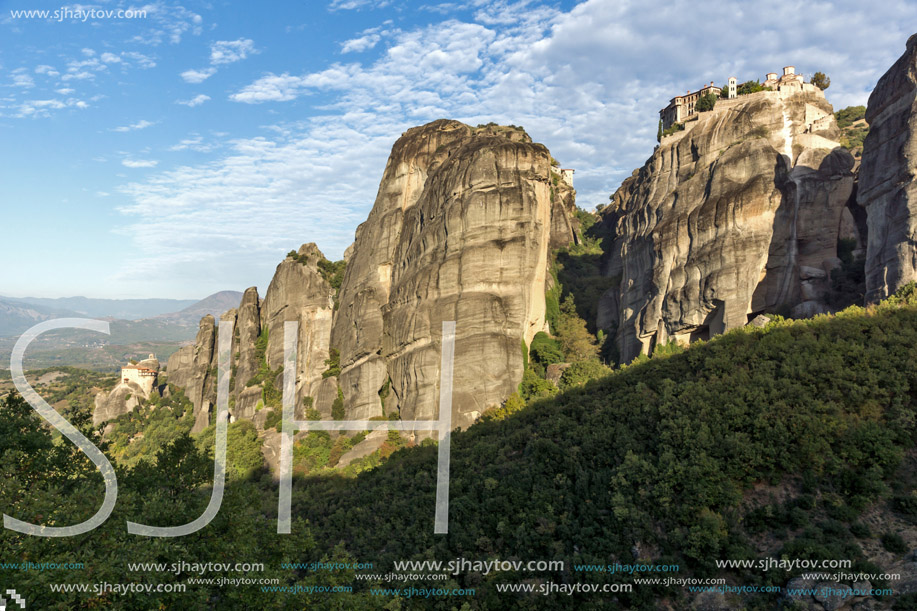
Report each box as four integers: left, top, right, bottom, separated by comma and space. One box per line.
2, 288, 917, 609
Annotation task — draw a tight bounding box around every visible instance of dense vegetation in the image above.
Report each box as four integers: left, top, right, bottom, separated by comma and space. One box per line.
3, 285, 917, 608
287, 249, 347, 292
695, 92, 717, 112
836, 105, 869, 158
736, 79, 766, 96
660, 121, 684, 138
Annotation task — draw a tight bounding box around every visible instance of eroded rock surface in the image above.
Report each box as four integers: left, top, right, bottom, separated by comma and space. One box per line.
858, 34, 917, 302
598, 86, 855, 362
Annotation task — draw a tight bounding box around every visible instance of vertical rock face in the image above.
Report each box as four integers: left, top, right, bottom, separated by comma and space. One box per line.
260, 244, 335, 419
160, 246, 336, 428
234, 287, 261, 407
92, 355, 160, 425
858, 34, 917, 302
332, 120, 575, 427
165, 314, 217, 432
598, 86, 855, 362
383, 132, 558, 426
330, 120, 476, 421
145, 119, 576, 434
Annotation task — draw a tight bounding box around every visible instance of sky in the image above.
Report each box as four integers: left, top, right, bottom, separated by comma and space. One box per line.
0, 0, 912, 300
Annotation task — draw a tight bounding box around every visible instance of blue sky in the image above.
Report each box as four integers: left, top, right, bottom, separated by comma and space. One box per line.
0, 0, 912, 299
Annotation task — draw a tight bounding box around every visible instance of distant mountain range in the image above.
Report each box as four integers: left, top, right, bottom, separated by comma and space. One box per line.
1, 295, 199, 321
0, 291, 244, 370
154, 291, 245, 324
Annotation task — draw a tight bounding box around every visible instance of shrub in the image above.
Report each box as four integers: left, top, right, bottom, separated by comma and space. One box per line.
559, 358, 611, 389
662, 122, 685, 138
323, 348, 341, 378
519, 368, 557, 401
835, 106, 866, 129
263, 409, 282, 432
530, 332, 564, 366
331, 386, 345, 420
554, 295, 599, 361
695, 92, 717, 112
811, 72, 830, 90
881, 532, 908, 554
483, 392, 527, 422
737, 80, 765, 95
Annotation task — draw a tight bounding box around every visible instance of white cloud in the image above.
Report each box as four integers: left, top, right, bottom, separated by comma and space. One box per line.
177, 94, 211, 107
11, 71, 35, 88
35, 65, 60, 77
14, 96, 88, 117
100, 52, 122, 63
181, 67, 216, 83
113, 119, 156, 132
117, 0, 913, 295
341, 33, 381, 53
210, 38, 257, 65
329, 0, 391, 10
122, 159, 159, 168
168, 135, 216, 152
230, 72, 311, 103
127, 2, 203, 45
123, 52, 157, 69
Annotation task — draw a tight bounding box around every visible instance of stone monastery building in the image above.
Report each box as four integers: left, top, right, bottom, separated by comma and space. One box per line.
660, 66, 806, 130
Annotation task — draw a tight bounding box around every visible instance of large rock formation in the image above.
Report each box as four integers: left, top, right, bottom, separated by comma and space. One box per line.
93, 354, 161, 425
148, 120, 578, 436
858, 34, 917, 302
259, 244, 335, 420
331, 120, 576, 427
157, 245, 336, 430
598, 84, 857, 362
165, 315, 217, 432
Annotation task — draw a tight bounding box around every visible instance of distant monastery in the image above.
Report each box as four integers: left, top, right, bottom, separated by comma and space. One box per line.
120, 354, 159, 399
660, 66, 811, 130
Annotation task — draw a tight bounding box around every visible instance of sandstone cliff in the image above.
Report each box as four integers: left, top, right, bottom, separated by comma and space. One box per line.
159, 245, 336, 432
597, 85, 858, 362
259, 243, 335, 420
858, 34, 917, 302
142, 120, 576, 436
331, 120, 576, 427
93, 354, 161, 425
165, 314, 217, 432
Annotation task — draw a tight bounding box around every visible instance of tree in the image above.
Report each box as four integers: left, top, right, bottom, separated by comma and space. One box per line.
559, 358, 610, 389
811, 71, 830, 90
323, 348, 341, 378
736, 80, 765, 96
657, 119, 663, 143
695, 92, 717, 112
331, 386, 346, 420
519, 368, 557, 401
554, 295, 598, 362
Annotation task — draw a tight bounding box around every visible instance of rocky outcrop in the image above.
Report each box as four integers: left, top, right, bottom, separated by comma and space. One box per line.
331, 120, 576, 427
144, 120, 576, 441
260, 244, 335, 420
234, 287, 261, 409
598, 86, 856, 362
93, 354, 161, 425
154, 245, 336, 430
165, 315, 217, 432
858, 34, 917, 302
93, 384, 142, 425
